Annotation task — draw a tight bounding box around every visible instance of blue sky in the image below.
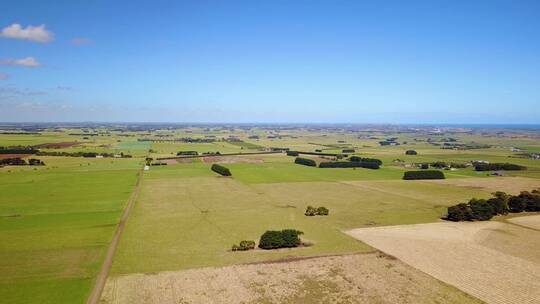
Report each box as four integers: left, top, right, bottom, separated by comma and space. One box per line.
1, 0, 539, 123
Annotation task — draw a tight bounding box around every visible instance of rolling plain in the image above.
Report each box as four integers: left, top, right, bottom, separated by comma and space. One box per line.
1, 124, 540, 304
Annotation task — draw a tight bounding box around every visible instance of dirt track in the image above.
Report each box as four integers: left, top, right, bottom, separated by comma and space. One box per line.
346, 217, 540, 304
86, 168, 144, 304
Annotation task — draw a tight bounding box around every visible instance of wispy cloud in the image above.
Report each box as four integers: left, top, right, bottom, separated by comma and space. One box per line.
1, 57, 42, 67
70, 37, 93, 46
0, 23, 54, 43
56, 86, 73, 91
0, 86, 47, 98
0, 73, 8, 80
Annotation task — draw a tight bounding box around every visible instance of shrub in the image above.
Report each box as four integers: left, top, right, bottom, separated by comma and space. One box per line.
420, 163, 429, 169
287, 151, 299, 156
305, 206, 329, 216
469, 199, 494, 221
258, 229, 303, 250
405, 150, 417, 155
316, 206, 329, 216
232, 240, 256, 251
211, 164, 232, 176
305, 206, 317, 216
295, 157, 316, 167
342, 149, 355, 153
403, 170, 445, 180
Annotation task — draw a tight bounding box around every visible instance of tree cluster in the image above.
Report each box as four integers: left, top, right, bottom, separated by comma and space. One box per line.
447, 190, 540, 221
474, 163, 526, 171
294, 157, 317, 167
231, 240, 256, 251
35, 151, 132, 158
211, 164, 232, 176
258, 229, 303, 250
403, 170, 445, 180
305, 206, 329, 216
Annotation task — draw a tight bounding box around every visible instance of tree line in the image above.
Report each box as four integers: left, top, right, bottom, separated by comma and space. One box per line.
447, 189, 540, 221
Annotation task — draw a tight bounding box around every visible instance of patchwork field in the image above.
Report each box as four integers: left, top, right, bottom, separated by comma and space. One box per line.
2, 125, 540, 303
346, 216, 540, 304
102, 253, 482, 304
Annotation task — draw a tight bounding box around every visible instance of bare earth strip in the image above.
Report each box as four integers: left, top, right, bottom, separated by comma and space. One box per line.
346, 217, 540, 304
100, 253, 481, 304
421, 177, 540, 194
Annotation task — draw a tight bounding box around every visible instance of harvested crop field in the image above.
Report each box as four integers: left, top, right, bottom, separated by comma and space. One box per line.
346, 216, 540, 304
508, 214, 540, 230
202, 155, 263, 164
0, 154, 31, 159
100, 253, 480, 304
422, 176, 540, 194
33, 141, 80, 149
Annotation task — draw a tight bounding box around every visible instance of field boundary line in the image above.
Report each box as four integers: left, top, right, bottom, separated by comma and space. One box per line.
86, 167, 144, 304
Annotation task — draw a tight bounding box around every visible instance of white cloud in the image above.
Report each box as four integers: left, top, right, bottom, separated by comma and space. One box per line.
0, 23, 54, 43
0, 73, 8, 80
1, 57, 42, 67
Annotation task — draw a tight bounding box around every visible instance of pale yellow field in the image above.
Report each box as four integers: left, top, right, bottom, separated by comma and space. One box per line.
346, 216, 540, 304
100, 253, 481, 304
422, 177, 540, 194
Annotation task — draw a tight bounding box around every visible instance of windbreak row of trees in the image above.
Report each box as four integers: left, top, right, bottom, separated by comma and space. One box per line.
35, 151, 132, 158
177, 151, 198, 156
474, 163, 526, 171
403, 170, 445, 180
319, 161, 379, 169
349, 156, 383, 166
211, 164, 232, 176
0, 158, 44, 166
447, 190, 540, 221
0, 146, 38, 154
295, 157, 317, 167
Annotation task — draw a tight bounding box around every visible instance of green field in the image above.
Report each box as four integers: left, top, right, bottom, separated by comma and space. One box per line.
0, 157, 141, 303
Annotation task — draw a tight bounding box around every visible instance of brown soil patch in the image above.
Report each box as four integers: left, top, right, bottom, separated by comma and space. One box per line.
202, 155, 263, 164
0, 154, 31, 159
100, 253, 479, 304
33, 141, 80, 149
346, 217, 540, 304
422, 177, 540, 194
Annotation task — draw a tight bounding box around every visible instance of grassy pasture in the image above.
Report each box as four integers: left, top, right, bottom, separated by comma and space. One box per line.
0, 157, 140, 304
111, 158, 490, 275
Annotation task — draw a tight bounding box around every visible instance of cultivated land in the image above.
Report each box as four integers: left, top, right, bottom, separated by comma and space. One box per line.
346, 216, 540, 304
101, 253, 481, 304
1, 124, 540, 303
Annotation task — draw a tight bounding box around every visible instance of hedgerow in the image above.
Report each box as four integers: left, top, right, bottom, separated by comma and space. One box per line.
403, 170, 445, 180
211, 164, 232, 176
295, 157, 316, 167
